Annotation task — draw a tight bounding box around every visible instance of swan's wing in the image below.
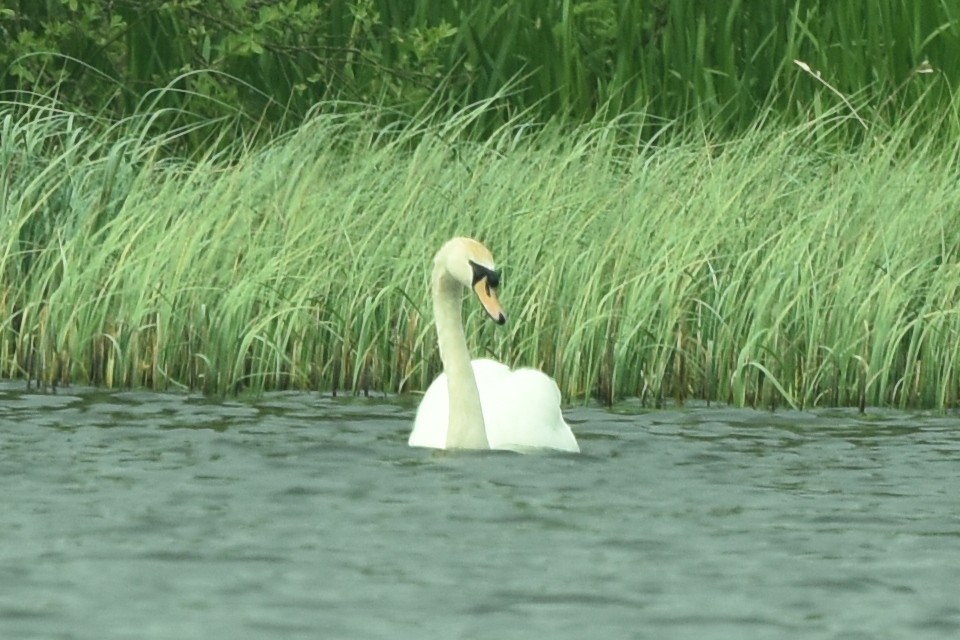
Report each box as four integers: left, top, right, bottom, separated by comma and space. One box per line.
470, 358, 512, 380
409, 373, 449, 448
478, 366, 580, 453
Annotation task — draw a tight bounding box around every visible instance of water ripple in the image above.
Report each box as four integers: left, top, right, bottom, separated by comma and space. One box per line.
2, 383, 960, 639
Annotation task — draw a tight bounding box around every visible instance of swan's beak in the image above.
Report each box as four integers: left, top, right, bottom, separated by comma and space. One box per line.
473, 279, 506, 325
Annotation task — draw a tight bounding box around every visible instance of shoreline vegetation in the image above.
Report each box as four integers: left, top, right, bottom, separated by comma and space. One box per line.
4, 2, 959, 143
3, 95, 960, 410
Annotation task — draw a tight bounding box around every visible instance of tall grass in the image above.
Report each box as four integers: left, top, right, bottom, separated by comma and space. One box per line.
3, 96, 960, 410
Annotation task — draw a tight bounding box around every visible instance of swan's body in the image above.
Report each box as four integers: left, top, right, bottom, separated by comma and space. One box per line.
408, 237, 579, 453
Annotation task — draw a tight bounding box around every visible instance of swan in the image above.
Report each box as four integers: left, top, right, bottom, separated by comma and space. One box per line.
408, 237, 580, 453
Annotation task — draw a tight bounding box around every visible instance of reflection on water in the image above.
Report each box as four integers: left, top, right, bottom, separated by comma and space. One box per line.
2, 381, 960, 639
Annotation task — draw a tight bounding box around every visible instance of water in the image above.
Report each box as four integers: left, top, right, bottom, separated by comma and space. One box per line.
2, 382, 959, 640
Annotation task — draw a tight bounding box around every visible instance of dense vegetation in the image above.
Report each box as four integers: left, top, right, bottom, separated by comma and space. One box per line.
3, 99, 960, 408
2, 1, 959, 143
3, 1, 960, 409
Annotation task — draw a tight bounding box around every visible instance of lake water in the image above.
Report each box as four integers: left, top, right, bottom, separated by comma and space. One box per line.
1, 381, 959, 639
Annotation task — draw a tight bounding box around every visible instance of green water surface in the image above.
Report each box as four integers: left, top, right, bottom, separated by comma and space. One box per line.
1, 382, 959, 639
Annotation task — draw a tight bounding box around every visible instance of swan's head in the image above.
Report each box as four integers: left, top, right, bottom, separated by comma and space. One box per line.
438, 237, 506, 325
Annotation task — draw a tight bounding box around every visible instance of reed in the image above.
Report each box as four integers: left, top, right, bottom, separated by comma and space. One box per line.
3, 96, 960, 410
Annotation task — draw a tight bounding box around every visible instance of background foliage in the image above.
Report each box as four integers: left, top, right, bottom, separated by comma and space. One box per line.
2, 0, 960, 146
3, 1, 960, 407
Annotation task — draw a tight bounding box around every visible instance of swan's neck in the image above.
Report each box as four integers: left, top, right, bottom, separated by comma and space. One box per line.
432, 264, 489, 449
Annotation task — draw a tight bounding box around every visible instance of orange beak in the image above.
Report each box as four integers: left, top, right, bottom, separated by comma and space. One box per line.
473, 278, 506, 325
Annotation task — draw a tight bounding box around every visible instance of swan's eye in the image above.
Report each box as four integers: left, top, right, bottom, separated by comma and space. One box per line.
469, 260, 501, 289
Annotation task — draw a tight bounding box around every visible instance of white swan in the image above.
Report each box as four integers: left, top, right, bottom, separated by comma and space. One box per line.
408, 237, 580, 453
